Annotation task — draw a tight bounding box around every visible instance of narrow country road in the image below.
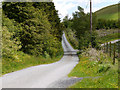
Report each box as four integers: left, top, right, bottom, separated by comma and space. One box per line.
101, 39, 120, 46
0, 33, 79, 88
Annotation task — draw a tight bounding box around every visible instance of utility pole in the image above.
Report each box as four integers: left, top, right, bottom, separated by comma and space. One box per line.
90, 0, 92, 47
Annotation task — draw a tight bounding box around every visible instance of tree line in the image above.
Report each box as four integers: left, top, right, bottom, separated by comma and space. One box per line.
96, 19, 119, 30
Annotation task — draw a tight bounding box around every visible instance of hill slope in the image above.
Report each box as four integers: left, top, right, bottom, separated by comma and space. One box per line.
95, 4, 118, 20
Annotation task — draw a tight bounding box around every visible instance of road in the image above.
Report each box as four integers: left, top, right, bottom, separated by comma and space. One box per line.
101, 39, 120, 46
0, 33, 79, 88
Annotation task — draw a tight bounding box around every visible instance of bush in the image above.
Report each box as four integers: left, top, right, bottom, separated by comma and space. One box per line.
78, 31, 100, 50
2, 25, 21, 60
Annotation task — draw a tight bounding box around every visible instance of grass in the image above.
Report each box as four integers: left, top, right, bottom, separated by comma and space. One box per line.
70, 71, 118, 88
2, 51, 63, 75
97, 33, 120, 44
68, 48, 118, 88
95, 4, 118, 20
68, 56, 101, 77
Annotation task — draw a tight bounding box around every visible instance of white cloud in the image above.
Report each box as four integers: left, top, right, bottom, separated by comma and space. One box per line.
53, 0, 119, 20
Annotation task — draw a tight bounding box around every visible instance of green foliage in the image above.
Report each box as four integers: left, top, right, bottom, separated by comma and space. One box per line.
3, 2, 63, 57
63, 6, 98, 50
2, 14, 21, 60
96, 19, 118, 30
78, 31, 99, 50
33, 2, 63, 40
63, 5, 119, 50
2, 51, 63, 75
71, 7, 97, 39
72, 6, 89, 39
2, 2, 64, 74
95, 4, 119, 30
63, 15, 73, 29
97, 33, 120, 44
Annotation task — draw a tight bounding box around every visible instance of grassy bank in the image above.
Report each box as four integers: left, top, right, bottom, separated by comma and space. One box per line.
97, 33, 120, 44
2, 51, 63, 75
68, 48, 118, 88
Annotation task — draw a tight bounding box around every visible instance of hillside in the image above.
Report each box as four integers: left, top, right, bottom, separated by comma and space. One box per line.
95, 4, 118, 20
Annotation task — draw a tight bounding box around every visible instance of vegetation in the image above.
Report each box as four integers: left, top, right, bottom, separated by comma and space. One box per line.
2, 52, 63, 75
96, 29, 118, 37
95, 4, 118, 20
95, 4, 119, 30
97, 33, 120, 44
64, 28, 79, 49
96, 19, 119, 30
69, 48, 118, 88
62, 4, 119, 88
63, 4, 119, 50
63, 6, 98, 50
2, 2, 64, 74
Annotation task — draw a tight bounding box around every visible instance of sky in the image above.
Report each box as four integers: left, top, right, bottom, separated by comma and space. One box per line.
53, 0, 119, 20
0, 0, 119, 20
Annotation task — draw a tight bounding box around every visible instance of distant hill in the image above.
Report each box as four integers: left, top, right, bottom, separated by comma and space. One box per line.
95, 4, 118, 20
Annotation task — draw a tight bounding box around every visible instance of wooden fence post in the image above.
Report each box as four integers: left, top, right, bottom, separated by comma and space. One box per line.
109, 42, 111, 57
113, 43, 116, 64
104, 43, 105, 53
106, 42, 108, 53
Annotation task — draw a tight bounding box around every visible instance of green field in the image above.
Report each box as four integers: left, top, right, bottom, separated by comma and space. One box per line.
95, 4, 118, 20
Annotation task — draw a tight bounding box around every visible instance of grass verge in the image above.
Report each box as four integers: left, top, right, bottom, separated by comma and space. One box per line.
2, 51, 63, 75
68, 48, 118, 88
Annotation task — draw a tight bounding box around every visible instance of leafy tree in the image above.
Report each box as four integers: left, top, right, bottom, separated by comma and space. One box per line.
2, 14, 21, 59
63, 6, 98, 50
33, 2, 63, 41
2, 2, 63, 57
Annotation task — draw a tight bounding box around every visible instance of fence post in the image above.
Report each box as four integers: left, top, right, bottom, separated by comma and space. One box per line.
109, 42, 111, 57
104, 43, 105, 53
106, 42, 108, 53
113, 43, 116, 64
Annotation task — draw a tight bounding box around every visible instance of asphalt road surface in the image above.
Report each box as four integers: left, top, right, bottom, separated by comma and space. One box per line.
0, 33, 79, 88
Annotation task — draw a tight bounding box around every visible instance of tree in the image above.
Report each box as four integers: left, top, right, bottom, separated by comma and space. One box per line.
3, 2, 63, 57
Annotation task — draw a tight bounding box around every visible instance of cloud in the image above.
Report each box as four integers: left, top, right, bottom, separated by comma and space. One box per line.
53, 0, 119, 20
0, 0, 118, 20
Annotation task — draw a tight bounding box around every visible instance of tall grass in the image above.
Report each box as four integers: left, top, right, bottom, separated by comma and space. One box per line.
2, 51, 63, 75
